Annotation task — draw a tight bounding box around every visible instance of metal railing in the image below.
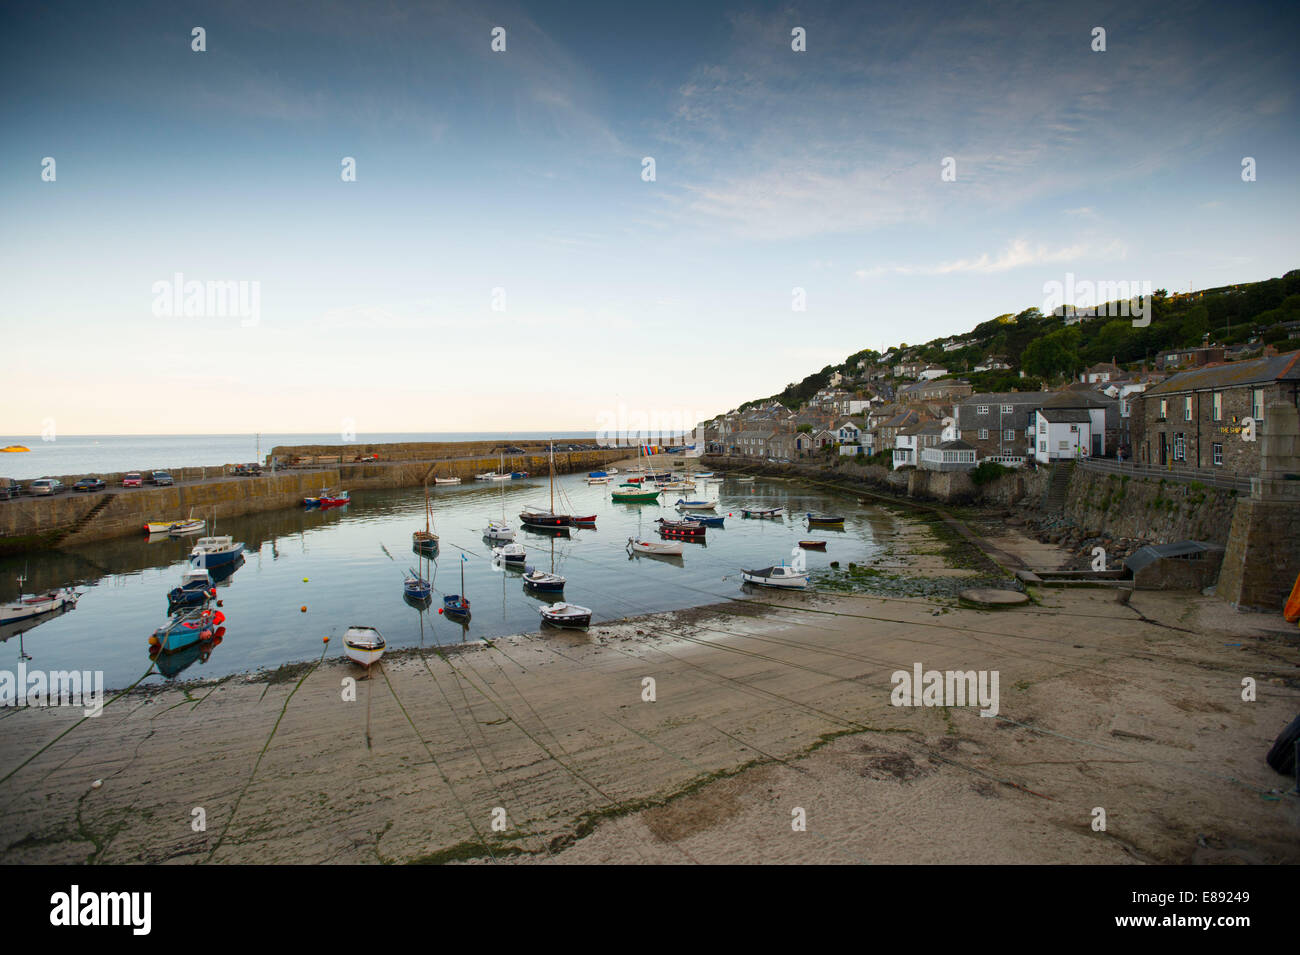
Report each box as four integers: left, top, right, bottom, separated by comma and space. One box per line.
1076, 456, 1251, 492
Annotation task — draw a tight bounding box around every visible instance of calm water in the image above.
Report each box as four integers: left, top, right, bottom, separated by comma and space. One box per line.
0, 432, 602, 481
0, 474, 892, 689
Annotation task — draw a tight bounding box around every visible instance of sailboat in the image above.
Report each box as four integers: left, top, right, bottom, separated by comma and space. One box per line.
0, 572, 81, 626
444, 554, 470, 616
403, 566, 433, 601
413, 481, 439, 554
522, 534, 566, 592
611, 442, 663, 502
519, 442, 573, 528
484, 465, 516, 541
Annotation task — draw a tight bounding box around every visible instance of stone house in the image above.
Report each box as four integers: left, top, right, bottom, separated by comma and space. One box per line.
1131, 350, 1300, 473
954, 393, 1044, 460
898, 378, 973, 404
893, 420, 947, 470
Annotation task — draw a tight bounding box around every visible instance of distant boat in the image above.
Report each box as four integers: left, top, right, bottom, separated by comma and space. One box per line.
675, 499, 716, 511
190, 536, 244, 567
483, 519, 515, 542
585, 476, 611, 485
538, 602, 591, 628
627, 538, 683, 557
0, 581, 80, 626
611, 483, 660, 503
740, 506, 783, 519
167, 567, 215, 608
144, 519, 188, 534
797, 540, 828, 550
403, 568, 433, 601
588, 470, 608, 478
413, 482, 439, 554
741, 547, 811, 589
683, 513, 724, 527
806, 513, 845, 527
344, 626, 385, 668
168, 518, 206, 537
492, 542, 527, 565
317, 490, 350, 508
519, 443, 574, 527
443, 555, 470, 616
655, 518, 706, 540
736, 476, 756, 484
433, 476, 462, 485
0, 445, 30, 453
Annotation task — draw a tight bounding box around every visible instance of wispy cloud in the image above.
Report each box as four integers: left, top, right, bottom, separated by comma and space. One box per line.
855, 238, 1128, 278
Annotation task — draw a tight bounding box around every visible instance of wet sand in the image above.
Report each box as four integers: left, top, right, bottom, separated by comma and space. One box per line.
1, 513, 1297, 864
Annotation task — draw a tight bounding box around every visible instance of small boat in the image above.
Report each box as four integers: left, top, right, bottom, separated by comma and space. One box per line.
798, 540, 828, 550
492, 542, 527, 565
655, 518, 706, 540
510, 471, 529, 479
483, 519, 515, 542
344, 625, 385, 667
684, 513, 724, 527
585, 476, 611, 485
168, 518, 206, 537
190, 536, 244, 567
167, 567, 215, 608
302, 487, 335, 507
570, 514, 597, 527
433, 476, 462, 485
741, 547, 810, 589
475, 472, 496, 482
806, 513, 845, 527
675, 499, 716, 511
736, 476, 756, 484
588, 470, 608, 478
519, 506, 571, 528
150, 607, 225, 653
611, 484, 661, 503
0, 584, 80, 625
1, 445, 31, 453
658, 480, 695, 491
404, 569, 433, 601
740, 506, 784, 519
627, 537, 684, 557
693, 471, 714, 478
606, 467, 618, 474
443, 555, 470, 616
413, 482, 440, 553
318, 490, 350, 508
538, 602, 591, 628
522, 568, 566, 592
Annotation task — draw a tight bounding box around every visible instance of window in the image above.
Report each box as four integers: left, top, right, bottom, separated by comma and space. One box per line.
1184, 396, 1193, 421
1058, 441, 1069, 451
1174, 433, 1186, 461
1212, 442, 1223, 466
1158, 399, 1167, 420
1212, 392, 1222, 421
978, 429, 989, 440
1004, 429, 1015, 441
1253, 388, 1265, 421
1038, 420, 1046, 434
1001, 404, 1013, 414
1069, 424, 1078, 432
976, 405, 989, 415
1039, 441, 1047, 452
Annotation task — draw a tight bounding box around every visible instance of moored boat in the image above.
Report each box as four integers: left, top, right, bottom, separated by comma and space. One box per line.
492, 542, 527, 565
190, 536, 244, 567
611, 483, 661, 503
403, 569, 433, 601
627, 537, 684, 557
537, 602, 591, 628
344, 625, 385, 667
522, 568, 565, 592
167, 567, 216, 608
483, 519, 515, 542
798, 540, 828, 550
674, 499, 716, 511
0, 585, 80, 625
443, 554, 470, 616
740, 505, 784, 519
318, 490, 350, 507
150, 607, 225, 653
655, 517, 706, 540
433, 476, 462, 485
741, 547, 811, 589
683, 512, 724, 527
168, 518, 206, 537
806, 512, 845, 527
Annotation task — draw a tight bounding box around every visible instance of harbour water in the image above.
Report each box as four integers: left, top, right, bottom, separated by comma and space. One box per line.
0, 473, 891, 689
0, 432, 601, 481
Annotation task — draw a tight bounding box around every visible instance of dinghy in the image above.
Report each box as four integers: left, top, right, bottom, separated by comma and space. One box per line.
797, 540, 827, 550
433, 476, 462, 485
741, 546, 811, 589
492, 543, 527, 565
627, 538, 684, 557
150, 607, 225, 653
522, 568, 566, 592
806, 512, 845, 527
168, 518, 206, 537
674, 499, 716, 511
344, 626, 385, 667
538, 602, 592, 628
443, 554, 470, 616
585, 476, 611, 485
403, 568, 433, 601
740, 506, 784, 519
683, 513, 724, 527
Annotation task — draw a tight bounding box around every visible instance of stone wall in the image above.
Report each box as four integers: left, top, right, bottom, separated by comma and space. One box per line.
1059, 468, 1239, 544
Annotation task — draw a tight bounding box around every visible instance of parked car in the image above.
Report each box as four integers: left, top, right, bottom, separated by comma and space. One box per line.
74, 477, 106, 492
29, 478, 64, 495
504, 446, 525, 453
122, 472, 143, 487
0, 480, 20, 500
150, 471, 174, 486
230, 463, 262, 476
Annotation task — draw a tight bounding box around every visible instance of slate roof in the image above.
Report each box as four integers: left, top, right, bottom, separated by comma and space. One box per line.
1144, 351, 1300, 395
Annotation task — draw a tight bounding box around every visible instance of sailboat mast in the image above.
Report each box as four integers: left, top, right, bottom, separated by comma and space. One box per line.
549, 441, 555, 513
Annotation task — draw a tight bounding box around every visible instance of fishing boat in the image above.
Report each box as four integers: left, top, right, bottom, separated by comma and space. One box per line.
537, 602, 592, 628
302, 487, 335, 507
343, 625, 385, 667
403, 568, 433, 601
798, 540, 828, 550
492, 542, 527, 565
413, 482, 439, 554
443, 555, 470, 616
519, 443, 574, 527
806, 512, 845, 527
433, 475, 462, 485
0, 580, 80, 626
143, 519, 188, 534
168, 518, 206, 537
167, 567, 215, 608
585, 476, 611, 485
655, 518, 706, 540
741, 546, 810, 589
523, 534, 565, 592
317, 490, 350, 508
740, 505, 784, 519
674, 499, 716, 511
627, 538, 684, 557
570, 513, 597, 527
190, 536, 244, 567
150, 607, 225, 653
151, 630, 223, 678
611, 483, 661, 503
483, 519, 515, 542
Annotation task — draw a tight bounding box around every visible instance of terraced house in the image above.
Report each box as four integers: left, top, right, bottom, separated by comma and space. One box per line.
1131, 351, 1300, 475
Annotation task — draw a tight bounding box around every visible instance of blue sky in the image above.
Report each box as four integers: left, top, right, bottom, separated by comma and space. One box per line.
1, 0, 1297, 435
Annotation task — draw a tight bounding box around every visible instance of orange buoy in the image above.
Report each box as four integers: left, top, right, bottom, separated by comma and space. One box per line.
323, 635, 329, 643
148, 635, 159, 646
300, 606, 307, 613
1285, 571, 1300, 622
437, 607, 444, 614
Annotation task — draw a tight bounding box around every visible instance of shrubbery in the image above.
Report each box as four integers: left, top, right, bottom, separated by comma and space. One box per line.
969, 460, 1011, 485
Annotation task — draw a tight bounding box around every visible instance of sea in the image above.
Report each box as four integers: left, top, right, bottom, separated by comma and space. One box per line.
0, 433, 601, 481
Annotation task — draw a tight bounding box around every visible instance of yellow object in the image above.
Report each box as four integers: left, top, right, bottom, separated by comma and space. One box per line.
1, 445, 31, 453
303, 577, 309, 583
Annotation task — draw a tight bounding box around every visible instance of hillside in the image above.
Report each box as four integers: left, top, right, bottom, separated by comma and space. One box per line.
735, 269, 1300, 413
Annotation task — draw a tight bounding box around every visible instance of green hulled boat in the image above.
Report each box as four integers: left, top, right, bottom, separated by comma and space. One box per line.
611, 482, 661, 503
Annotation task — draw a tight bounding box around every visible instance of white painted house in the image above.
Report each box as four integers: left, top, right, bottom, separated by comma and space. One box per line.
1032, 408, 1095, 462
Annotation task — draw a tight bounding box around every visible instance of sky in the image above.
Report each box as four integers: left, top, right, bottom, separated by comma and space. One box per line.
1, 0, 1297, 436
